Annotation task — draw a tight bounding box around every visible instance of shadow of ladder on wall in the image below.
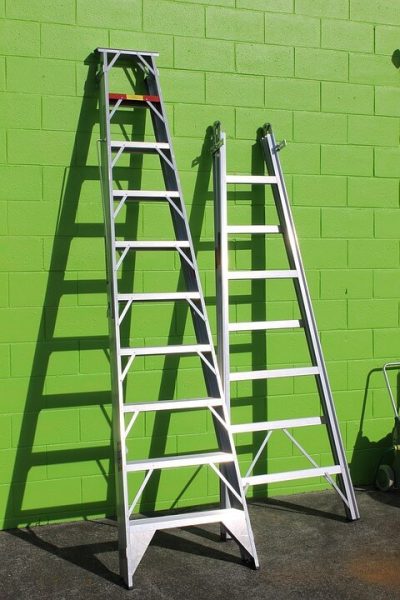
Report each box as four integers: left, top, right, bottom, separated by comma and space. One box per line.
96, 48, 258, 589
4, 59, 122, 535
212, 122, 360, 521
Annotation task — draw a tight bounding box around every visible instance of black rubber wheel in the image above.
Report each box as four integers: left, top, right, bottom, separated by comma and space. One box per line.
376, 464, 395, 491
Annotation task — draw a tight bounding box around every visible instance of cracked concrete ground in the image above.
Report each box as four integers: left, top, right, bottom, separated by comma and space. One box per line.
1, 488, 400, 600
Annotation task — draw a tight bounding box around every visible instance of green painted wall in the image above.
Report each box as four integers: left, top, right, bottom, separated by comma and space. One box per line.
1, 0, 400, 529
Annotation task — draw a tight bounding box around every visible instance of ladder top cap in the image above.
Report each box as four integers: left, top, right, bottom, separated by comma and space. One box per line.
96, 47, 159, 57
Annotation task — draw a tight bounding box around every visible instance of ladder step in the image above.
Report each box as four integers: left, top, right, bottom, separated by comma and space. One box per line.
231, 416, 325, 434
228, 270, 298, 280
117, 292, 201, 302
115, 241, 189, 250
127, 451, 234, 472
229, 319, 302, 332
98, 47, 159, 58
129, 507, 242, 532
123, 398, 223, 413
109, 93, 160, 103
226, 225, 281, 234
243, 465, 342, 486
113, 190, 180, 199
121, 344, 212, 357
110, 141, 170, 153
230, 366, 320, 382
226, 175, 277, 185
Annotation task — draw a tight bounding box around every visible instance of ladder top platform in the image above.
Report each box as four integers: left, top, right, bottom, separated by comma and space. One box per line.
97, 47, 159, 57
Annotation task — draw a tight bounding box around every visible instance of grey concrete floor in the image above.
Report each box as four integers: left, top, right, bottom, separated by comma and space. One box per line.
1, 488, 400, 599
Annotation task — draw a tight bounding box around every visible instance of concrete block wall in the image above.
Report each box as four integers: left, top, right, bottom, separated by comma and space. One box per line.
1, 0, 400, 527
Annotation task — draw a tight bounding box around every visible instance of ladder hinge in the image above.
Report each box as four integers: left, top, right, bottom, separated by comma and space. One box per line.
274, 139, 287, 152
211, 120, 224, 154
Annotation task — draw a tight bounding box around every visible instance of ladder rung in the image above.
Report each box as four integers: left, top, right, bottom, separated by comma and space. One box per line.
229, 319, 302, 332
231, 416, 325, 434
126, 451, 234, 472
123, 398, 223, 413
230, 366, 320, 382
117, 292, 201, 302
110, 141, 170, 153
109, 93, 160, 103
129, 507, 241, 532
121, 344, 212, 357
226, 225, 281, 234
228, 270, 298, 280
243, 465, 342, 486
113, 190, 179, 199
115, 241, 189, 250
226, 175, 277, 185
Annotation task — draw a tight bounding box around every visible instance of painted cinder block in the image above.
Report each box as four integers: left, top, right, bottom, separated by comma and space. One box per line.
295, 47, 348, 82
322, 18, 373, 53
264, 13, 320, 47
350, 0, 400, 26
77, 0, 142, 30
174, 37, 235, 72
144, 0, 205, 37
236, 43, 294, 77
206, 6, 264, 43
5, 0, 76, 24
296, 0, 348, 19
321, 82, 374, 114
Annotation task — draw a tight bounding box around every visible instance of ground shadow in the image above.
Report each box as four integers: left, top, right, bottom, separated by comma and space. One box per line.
351, 366, 400, 507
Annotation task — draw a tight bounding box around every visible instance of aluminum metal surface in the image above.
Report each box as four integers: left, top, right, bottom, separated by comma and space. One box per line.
97, 49, 259, 588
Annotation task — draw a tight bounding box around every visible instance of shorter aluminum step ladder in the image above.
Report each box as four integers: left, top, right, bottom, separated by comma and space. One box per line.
212, 121, 359, 521
97, 49, 258, 588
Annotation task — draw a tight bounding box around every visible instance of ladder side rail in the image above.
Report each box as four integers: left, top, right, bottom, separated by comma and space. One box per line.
261, 129, 359, 521
212, 132, 233, 516
213, 131, 231, 412
98, 49, 132, 580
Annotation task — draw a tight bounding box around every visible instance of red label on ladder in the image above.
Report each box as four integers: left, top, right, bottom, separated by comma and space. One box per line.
109, 93, 160, 103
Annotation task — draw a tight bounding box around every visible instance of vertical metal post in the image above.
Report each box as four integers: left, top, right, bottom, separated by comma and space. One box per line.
97, 49, 132, 584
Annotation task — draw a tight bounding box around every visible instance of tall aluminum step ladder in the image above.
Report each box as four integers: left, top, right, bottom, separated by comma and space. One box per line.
212, 122, 359, 521
96, 49, 258, 588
